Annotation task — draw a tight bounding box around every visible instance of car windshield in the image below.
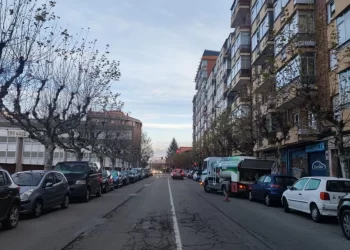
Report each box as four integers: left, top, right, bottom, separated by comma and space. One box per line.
12, 172, 45, 186
54, 162, 88, 174
275, 176, 297, 186
131, 170, 138, 174
326, 180, 350, 193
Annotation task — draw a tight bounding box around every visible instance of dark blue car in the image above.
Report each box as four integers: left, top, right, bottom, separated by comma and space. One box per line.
248, 174, 297, 206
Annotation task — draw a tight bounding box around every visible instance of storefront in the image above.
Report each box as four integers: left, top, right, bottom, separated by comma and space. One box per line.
305, 142, 328, 177
282, 141, 329, 178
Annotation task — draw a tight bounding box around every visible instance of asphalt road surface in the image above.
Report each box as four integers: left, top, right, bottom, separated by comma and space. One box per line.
0, 174, 348, 250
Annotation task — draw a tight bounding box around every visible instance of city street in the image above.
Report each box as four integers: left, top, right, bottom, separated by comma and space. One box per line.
0, 175, 349, 250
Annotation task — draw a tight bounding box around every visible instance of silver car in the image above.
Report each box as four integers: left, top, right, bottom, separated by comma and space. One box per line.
11, 170, 70, 218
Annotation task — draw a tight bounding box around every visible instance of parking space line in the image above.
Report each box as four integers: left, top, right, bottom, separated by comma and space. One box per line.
168, 177, 183, 250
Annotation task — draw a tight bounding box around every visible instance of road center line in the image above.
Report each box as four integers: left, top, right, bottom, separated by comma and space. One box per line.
168, 177, 183, 250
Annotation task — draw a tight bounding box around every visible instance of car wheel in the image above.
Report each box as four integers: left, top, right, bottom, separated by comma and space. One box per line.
61, 194, 70, 209
311, 204, 322, 222
2, 203, 20, 229
110, 184, 114, 191
248, 191, 253, 201
340, 210, 350, 240
84, 188, 90, 202
96, 186, 102, 197
204, 182, 211, 193
265, 194, 271, 207
32, 200, 43, 218
283, 198, 290, 213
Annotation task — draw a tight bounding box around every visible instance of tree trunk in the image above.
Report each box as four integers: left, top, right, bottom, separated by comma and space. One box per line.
335, 125, 349, 178
98, 156, 104, 169
75, 150, 84, 161
276, 141, 283, 175
111, 158, 116, 169
44, 144, 56, 170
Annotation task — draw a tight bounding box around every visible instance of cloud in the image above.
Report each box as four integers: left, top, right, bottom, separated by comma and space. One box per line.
144, 123, 192, 129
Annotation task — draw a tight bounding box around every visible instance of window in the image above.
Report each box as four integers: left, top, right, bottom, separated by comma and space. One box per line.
332, 94, 341, 121
305, 179, 321, 190
252, 14, 272, 52
326, 180, 350, 192
202, 60, 208, 67
293, 113, 300, 126
292, 178, 309, 190
327, 1, 335, 23
251, 0, 263, 24
275, 14, 298, 55
298, 13, 315, 33
274, 0, 289, 20
264, 176, 272, 183
301, 57, 315, 76
258, 175, 265, 183
0, 172, 7, 186
336, 9, 350, 47
338, 69, 350, 106
44, 173, 55, 186
55, 173, 63, 183
308, 112, 317, 129
329, 50, 337, 70
241, 56, 251, 69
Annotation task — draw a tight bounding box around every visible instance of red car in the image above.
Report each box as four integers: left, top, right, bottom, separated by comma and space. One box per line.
171, 169, 185, 180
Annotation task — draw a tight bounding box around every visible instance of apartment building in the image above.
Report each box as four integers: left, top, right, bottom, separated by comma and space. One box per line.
326, 0, 350, 177
193, 50, 219, 144
0, 112, 142, 173
229, 0, 252, 119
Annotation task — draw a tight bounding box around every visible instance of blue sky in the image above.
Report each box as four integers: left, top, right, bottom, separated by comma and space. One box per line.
54, 0, 232, 157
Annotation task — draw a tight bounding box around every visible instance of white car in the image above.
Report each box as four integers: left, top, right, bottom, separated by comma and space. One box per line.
281, 177, 350, 222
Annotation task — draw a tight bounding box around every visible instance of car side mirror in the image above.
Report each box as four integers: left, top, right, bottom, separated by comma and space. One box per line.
45, 182, 53, 188
287, 186, 292, 190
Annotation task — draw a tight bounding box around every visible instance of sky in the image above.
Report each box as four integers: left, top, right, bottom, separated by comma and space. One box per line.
54, 0, 232, 157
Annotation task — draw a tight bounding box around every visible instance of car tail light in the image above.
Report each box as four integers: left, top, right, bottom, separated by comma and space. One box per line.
239, 185, 245, 189
320, 192, 330, 200
98, 176, 102, 183
270, 184, 281, 188
181, 172, 184, 176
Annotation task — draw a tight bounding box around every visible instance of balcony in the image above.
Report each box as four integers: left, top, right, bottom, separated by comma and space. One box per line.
252, 68, 275, 92
229, 69, 251, 92
275, 76, 315, 109
230, 0, 251, 28
254, 138, 277, 152
252, 30, 274, 66
231, 94, 250, 111
281, 126, 319, 145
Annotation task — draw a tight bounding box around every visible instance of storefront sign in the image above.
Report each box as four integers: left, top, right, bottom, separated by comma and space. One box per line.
7, 130, 28, 138
312, 160, 327, 170
305, 142, 325, 153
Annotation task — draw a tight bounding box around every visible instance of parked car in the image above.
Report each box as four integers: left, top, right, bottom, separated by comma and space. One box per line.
131, 169, 141, 181
54, 161, 102, 202
126, 170, 137, 183
193, 171, 201, 181
249, 175, 297, 206
11, 170, 70, 218
282, 177, 350, 222
120, 171, 130, 185
338, 193, 350, 240
172, 169, 185, 180
0, 168, 20, 230
102, 170, 114, 193
110, 170, 122, 188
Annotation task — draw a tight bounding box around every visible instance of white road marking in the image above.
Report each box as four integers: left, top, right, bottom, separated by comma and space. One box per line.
168, 177, 183, 250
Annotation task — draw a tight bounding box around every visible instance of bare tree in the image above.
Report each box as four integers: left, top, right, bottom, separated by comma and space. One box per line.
57, 93, 123, 161
0, 0, 58, 99
0, 32, 121, 170
140, 132, 153, 168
